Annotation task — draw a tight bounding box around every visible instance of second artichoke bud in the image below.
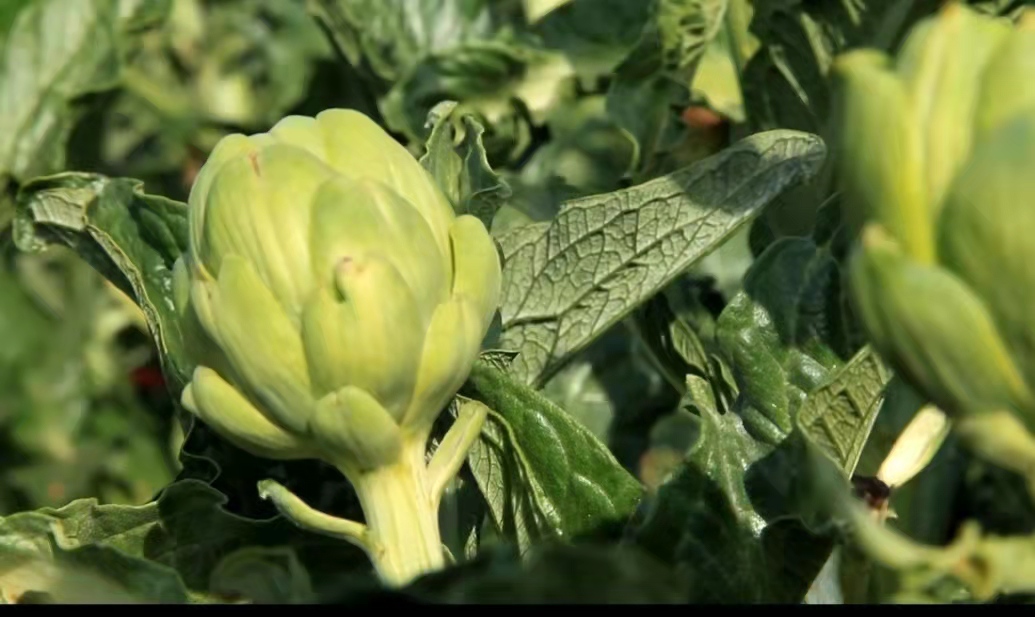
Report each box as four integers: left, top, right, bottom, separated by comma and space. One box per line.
835, 4, 1035, 430
173, 108, 501, 474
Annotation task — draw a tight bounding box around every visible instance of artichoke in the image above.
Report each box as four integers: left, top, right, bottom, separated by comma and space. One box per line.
171, 108, 501, 585
835, 4, 1035, 431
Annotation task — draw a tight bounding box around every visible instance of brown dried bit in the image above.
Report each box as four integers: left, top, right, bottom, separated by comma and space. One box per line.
851, 474, 892, 511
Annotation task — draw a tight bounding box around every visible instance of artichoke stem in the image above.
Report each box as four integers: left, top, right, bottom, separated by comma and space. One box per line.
349, 442, 446, 587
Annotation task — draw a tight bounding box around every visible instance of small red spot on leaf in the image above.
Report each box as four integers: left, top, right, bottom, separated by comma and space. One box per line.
248, 151, 261, 176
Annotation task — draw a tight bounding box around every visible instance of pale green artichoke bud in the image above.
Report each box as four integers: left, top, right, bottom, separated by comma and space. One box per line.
893, 2, 1012, 214
834, 50, 932, 263
173, 109, 501, 473
836, 4, 1035, 429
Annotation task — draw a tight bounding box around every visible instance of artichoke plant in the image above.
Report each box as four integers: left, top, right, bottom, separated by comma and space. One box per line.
170, 108, 501, 585
835, 4, 1035, 468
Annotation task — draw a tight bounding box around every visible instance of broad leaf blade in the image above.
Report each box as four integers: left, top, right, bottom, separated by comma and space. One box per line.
462, 359, 645, 551
498, 129, 826, 386
13, 173, 192, 392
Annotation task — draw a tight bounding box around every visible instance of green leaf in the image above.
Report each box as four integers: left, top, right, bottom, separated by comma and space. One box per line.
208, 546, 315, 604
797, 348, 891, 476
497, 129, 826, 387
382, 37, 576, 162
0, 0, 128, 212
716, 237, 858, 443
517, 95, 636, 197
0, 479, 365, 602
307, 0, 501, 84
403, 543, 690, 603
733, 1, 922, 238
606, 0, 728, 175
13, 173, 192, 393
631, 382, 834, 603
628, 236, 891, 603
0, 0, 32, 45
419, 101, 512, 229
737, 0, 907, 135
461, 359, 645, 552
533, 0, 653, 82
539, 322, 674, 444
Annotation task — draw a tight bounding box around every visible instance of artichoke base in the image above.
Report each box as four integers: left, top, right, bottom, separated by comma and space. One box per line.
257, 400, 489, 589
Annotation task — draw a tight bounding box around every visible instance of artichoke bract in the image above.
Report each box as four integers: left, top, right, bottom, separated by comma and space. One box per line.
835, 5, 1035, 432
172, 108, 501, 585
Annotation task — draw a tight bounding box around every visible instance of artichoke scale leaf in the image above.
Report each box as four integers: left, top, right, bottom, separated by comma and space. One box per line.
313, 108, 456, 260
850, 226, 1034, 420
195, 254, 315, 435
196, 144, 336, 321
308, 176, 449, 322
895, 3, 1012, 213
974, 25, 1035, 141
183, 367, 314, 461
303, 254, 425, 419
448, 213, 502, 330
309, 386, 403, 473
402, 297, 483, 432
937, 114, 1035, 404
833, 51, 933, 264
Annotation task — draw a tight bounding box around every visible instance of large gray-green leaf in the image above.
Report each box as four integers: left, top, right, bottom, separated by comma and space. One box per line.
497, 129, 826, 387
606, 0, 728, 175
0, 0, 128, 213
628, 236, 891, 603
13, 173, 192, 393
461, 359, 645, 552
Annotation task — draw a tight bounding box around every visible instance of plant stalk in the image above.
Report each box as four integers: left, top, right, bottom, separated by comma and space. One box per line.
348, 442, 446, 587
